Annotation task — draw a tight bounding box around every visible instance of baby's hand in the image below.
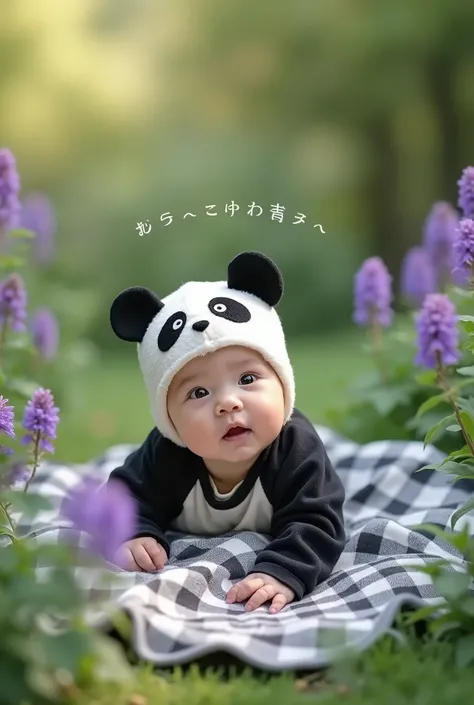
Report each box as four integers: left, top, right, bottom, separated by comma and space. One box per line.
226, 572, 295, 613
115, 537, 168, 572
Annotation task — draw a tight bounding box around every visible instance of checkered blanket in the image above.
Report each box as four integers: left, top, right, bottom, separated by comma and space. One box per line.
9, 425, 474, 671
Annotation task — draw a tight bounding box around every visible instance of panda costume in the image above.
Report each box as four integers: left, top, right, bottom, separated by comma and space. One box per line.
108, 251, 345, 599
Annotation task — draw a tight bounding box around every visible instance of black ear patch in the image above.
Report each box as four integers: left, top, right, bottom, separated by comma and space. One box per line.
208, 297, 251, 323
227, 251, 283, 307
158, 311, 187, 351
110, 286, 164, 342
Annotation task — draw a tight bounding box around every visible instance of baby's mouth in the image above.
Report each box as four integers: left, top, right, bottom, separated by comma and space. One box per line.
223, 426, 251, 440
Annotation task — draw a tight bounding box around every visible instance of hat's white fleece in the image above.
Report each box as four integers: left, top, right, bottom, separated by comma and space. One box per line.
137, 279, 295, 447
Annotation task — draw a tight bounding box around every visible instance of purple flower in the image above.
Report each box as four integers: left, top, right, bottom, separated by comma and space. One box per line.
31, 308, 59, 360
21, 387, 59, 454
19, 192, 56, 265
0, 273, 27, 332
60, 475, 136, 565
453, 218, 474, 276
458, 166, 474, 219
0, 395, 15, 455
0, 148, 21, 234
422, 201, 461, 289
400, 246, 437, 306
353, 256, 393, 327
415, 293, 461, 369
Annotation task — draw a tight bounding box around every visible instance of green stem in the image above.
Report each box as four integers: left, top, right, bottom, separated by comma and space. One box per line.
0, 321, 7, 365
1, 502, 17, 542
370, 315, 387, 382
24, 431, 40, 494
436, 353, 474, 457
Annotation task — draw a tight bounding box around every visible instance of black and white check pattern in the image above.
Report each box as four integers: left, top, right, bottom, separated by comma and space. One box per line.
8, 426, 474, 671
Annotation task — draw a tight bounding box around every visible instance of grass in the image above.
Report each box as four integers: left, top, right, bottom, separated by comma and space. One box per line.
46, 328, 470, 703
72, 632, 474, 705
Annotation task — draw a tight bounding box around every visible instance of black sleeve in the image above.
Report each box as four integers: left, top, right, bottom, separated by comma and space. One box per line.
253, 416, 346, 600
107, 428, 185, 556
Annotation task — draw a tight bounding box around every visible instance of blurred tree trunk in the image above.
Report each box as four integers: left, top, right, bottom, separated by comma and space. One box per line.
427, 53, 461, 204
366, 118, 407, 281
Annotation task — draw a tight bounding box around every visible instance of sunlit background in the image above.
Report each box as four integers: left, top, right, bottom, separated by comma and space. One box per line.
3, 0, 474, 461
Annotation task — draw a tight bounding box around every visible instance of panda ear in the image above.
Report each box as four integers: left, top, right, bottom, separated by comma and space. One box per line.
110, 286, 164, 342
227, 251, 283, 307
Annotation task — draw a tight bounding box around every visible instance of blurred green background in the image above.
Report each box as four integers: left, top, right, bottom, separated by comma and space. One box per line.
3, 0, 474, 462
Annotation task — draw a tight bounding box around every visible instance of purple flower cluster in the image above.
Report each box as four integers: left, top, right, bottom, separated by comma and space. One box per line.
61, 476, 136, 565
458, 166, 474, 219
453, 218, 474, 276
31, 308, 59, 360
0, 273, 27, 332
0, 395, 15, 455
20, 192, 56, 265
353, 256, 393, 327
21, 387, 59, 454
415, 293, 460, 369
400, 246, 436, 306
422, 201, 459, 289
0, 148, 21, 234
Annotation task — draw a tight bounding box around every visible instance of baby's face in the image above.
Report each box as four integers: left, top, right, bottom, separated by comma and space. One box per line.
167, 345, 285, 466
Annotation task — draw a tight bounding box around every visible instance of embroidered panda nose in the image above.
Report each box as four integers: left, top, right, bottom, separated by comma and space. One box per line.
192, 320, 209, 332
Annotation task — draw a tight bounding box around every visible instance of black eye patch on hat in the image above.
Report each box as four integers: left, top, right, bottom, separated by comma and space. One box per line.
208, 297, 251, 323
158, 311, 187, 352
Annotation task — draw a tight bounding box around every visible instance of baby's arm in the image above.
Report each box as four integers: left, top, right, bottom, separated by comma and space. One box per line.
107, 427, 179, 565
250, 420, 346, 600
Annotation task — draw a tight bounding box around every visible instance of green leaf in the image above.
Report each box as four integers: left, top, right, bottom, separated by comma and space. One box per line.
433, 570, 472, 601
460, 409, 474, 442
0, 526, 16, 541
413, 523, 472, 554
423, 413, 456, 448
365, 383, 415, 416
457, 397, 474, 417
415, 369, 438, 386
451, 496, 474, 529
3, 336, 37, 354
440, 445, 472, 463
1, 490, 52, 517
455, 635, 474, 668
416, 392, 448, 418
458, 596, 474, 617
426, 460, 474, 479
34, 629, 94, 677
459, 315, 474, 323
446, 424, 461, 432
6, 228, 35, 239
3, 378, 40, 399
0, 255, 26, 270
457, 365, 474, 376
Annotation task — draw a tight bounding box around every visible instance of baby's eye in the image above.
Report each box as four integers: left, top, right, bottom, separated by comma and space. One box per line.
240, 374, 256, 385
189, 387, 208, 400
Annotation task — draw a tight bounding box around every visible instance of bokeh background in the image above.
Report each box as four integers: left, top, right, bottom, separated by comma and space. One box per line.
3, 0, 474, 462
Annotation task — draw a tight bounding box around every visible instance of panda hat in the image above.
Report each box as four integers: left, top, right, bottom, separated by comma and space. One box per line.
109, 250, 295, 447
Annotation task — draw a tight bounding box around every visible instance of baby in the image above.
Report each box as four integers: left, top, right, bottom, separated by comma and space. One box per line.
108, 250, 346, 613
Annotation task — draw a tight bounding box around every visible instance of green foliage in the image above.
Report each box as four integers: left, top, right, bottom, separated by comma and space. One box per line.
0, 224, 132, 704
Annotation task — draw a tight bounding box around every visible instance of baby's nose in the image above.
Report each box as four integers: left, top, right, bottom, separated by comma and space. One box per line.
192, 320, 209, 332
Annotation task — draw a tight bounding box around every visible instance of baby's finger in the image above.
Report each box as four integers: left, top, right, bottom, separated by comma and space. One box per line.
245, 584, 277, 612
227, 577, 265, 603
142, 539, 167, 569
269, 593, 288, 614
132, 544, 158, 572
117, 548, 142, 572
